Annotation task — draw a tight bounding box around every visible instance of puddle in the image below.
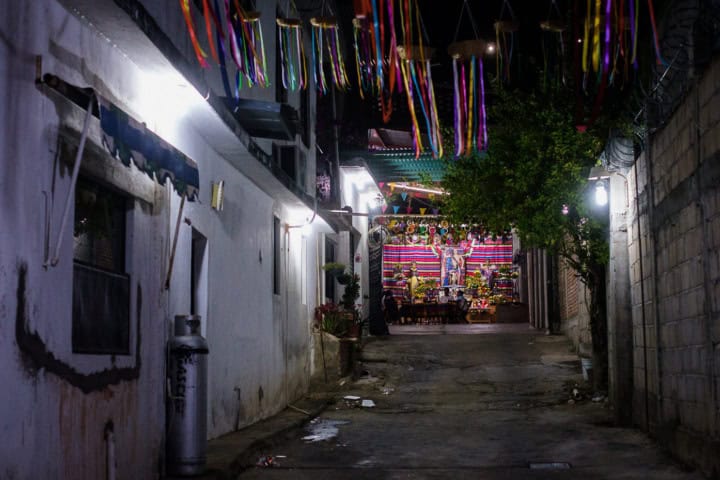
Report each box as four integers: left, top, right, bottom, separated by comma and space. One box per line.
302, 418, 350, 443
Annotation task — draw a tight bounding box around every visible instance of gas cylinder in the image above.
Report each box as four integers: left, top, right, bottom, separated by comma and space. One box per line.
167, 315, 209, 476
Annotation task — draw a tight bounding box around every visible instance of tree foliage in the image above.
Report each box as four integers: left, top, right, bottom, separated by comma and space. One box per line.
442, 84, 613, 391
443, 85, 609, 278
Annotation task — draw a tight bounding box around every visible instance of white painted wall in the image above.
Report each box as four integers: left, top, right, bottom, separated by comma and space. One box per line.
0, 3, 168, 477
340, 167, 381, 322
0, 0, 322, 477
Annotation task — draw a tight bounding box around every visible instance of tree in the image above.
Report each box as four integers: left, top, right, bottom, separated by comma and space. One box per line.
442, 85, 611, 392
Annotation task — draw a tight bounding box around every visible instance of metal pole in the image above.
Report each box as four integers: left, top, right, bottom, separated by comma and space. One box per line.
165, 194, 186, 290
47, 94, 94, 268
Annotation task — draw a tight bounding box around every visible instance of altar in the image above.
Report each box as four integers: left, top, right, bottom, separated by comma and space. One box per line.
379, 219, 517, 323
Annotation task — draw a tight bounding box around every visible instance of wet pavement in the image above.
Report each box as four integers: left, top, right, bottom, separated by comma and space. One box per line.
234, 325, 704, 479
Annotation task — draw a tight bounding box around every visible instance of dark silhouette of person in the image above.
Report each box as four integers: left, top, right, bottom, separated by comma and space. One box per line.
381, 289, 398, 333
456, 290, 469, 323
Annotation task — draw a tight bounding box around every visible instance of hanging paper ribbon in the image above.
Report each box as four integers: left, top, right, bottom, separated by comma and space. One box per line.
378, 182, 385, 188
419, 207, 427, 215
432, 208, 439, 215
449, 44, 488, 155
180, 0, 210, 68
401, 192, 408, 201
393, 206, 400, 214
202, 0, 220, 63
406, 206, 413, 214
220, 2, 269, 89
395, 0, 442, 158
352, 0, 401, 122
277, 16, 308, 91
646, 0, 666, 65
381, 204, 388, 213
311, 16, 350, 95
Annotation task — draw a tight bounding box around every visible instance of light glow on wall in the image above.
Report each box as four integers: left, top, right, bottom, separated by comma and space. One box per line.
135, 70, 205, 141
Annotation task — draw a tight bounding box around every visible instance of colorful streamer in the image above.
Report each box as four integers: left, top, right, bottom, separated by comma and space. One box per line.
451, 48, 487, 156
311, 17, 350, 95
180, 0, 209, 68
277, 17, 308, 91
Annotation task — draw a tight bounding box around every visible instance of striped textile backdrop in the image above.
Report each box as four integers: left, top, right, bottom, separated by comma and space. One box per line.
382, 240, 513, 293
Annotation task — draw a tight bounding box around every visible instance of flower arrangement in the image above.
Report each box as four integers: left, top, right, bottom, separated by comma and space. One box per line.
488, 294, 507, 305
313, 301, 349, 336
465, 270, 491, 297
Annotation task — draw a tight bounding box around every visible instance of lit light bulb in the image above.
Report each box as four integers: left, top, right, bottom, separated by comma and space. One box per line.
594, 182, 608, 206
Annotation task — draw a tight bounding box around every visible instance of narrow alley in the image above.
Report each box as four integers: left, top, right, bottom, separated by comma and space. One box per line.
235, 326, 703, 480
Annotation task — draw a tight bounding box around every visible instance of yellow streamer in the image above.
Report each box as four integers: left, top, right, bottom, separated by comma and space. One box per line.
592, 0, 601, 72
400, 60, 423, 157
582, 0, 590, 73
467, 59, 474, 153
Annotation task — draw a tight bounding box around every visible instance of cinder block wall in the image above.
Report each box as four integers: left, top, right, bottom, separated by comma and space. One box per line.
628, 56, 720, 476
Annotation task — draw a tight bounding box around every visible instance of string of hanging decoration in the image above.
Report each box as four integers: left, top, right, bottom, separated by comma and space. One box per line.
448, 0, 490, 157
277, 1, 308, 91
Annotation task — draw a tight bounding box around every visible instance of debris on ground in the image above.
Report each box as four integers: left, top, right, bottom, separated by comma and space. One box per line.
380, 386, 395, 395
343, 395, 361, 408
361, 399, 376, 408
256, 456, 278, 467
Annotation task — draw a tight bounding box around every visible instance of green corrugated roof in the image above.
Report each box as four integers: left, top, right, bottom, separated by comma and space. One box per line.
340, 149, 449, 183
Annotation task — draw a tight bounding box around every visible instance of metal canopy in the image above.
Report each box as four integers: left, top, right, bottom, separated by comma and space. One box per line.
341, 148, 448, 183
339, 128, 453, 183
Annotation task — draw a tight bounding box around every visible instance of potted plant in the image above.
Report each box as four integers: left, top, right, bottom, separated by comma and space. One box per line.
322, 263, 362, 339
314, 301, 350, 337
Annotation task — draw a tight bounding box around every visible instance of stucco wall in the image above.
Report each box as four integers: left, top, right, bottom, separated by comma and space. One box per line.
1, 0, 321, 478
0, 3, 168, 478
628, 56, 720, 476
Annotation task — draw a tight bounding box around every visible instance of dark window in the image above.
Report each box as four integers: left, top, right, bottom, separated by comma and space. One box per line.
279, 145, 296, 181
324, 237, 336, 302
273, 215, 281, 295
72, 177, 130, 354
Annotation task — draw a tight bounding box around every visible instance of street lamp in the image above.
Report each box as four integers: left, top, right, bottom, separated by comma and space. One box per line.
588, 166, 610, 207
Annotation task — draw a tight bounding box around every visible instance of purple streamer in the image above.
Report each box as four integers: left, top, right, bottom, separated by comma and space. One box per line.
603, 0, 612, 72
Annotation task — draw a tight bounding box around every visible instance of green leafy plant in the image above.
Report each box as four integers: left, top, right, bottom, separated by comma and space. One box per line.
322, 262, 361, 318
443, 84, 611, 392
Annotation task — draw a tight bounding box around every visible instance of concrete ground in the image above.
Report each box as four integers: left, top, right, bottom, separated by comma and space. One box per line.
183, 325, 705, 479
